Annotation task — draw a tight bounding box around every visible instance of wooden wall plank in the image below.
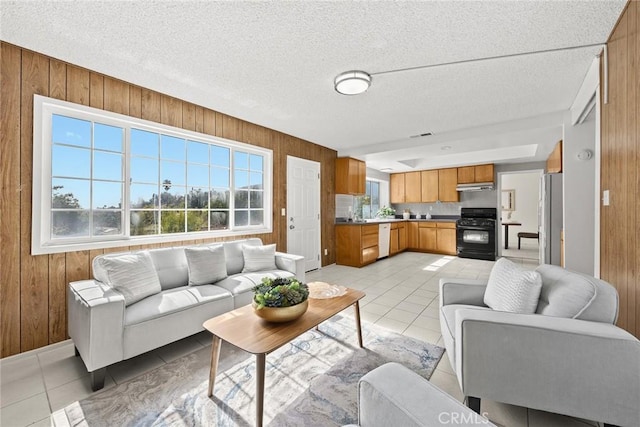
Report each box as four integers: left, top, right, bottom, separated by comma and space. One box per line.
89, 72, 104, 108
1, 42, 23, 356
104, 76, 129, 115
183, 103, 196, 131
160, 95, 182, 127
20, 50, 50, 351
66, 65, 89, 106
203, 109, 216, 135
49, 59, 66, 100
129, 86, 142, 119
48, 253, 66, 343
195, 106, 204, 133
66, 251, 89, 287
636, 0, 640, 335
141, 89, 161, 122
627, 0, 638, 336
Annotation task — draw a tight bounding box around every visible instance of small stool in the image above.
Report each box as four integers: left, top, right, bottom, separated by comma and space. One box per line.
517, 232, 539, 249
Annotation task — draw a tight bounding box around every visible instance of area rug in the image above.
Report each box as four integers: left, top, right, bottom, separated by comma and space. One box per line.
59, 314, 444, 426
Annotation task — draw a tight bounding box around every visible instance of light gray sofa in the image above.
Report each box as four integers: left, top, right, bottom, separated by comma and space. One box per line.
439, 263, 640, 427
347, 362, 495, 427
68, 238, 304, 391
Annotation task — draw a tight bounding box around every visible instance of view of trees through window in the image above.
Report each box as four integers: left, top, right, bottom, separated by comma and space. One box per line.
356, 180, 380, 219
49, 113, 265, 241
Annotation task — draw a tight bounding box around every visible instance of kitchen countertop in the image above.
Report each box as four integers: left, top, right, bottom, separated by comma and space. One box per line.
335, 216, 459, 225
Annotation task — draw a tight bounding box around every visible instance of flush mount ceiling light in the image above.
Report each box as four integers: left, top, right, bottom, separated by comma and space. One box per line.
334, 70, 371, 95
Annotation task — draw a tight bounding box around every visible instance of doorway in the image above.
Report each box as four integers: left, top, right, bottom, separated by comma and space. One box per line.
498, 170, 543, 263
286, 156, 321, 272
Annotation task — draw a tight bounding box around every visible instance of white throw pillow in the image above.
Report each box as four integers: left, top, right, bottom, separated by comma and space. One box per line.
185, 245, 227, 286
484, 258, 543, 314
242, 244, 277, 273
98, 252, 162, 306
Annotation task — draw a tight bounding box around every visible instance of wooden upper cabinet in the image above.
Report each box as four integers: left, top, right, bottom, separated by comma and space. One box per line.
421, 170, 439, 202
547, 141, 562, 173
474, 164, 494, 182
390, 173, 405, 203
457, 166, 475, 184
457, 164, 494, 184
438, 168, 459, 202
336, 157, 366, 195
404, 172, 422, 203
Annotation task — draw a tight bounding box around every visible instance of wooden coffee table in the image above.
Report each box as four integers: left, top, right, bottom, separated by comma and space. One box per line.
203, 287, 365, 427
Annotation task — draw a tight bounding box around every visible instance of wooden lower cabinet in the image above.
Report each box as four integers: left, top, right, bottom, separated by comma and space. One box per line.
436, 228, 457, 255
336, 224, 379, 267
418, 223, 438, 252
414, 221, 457, 255
390, 222, 408, 255
408, 222, 419, 249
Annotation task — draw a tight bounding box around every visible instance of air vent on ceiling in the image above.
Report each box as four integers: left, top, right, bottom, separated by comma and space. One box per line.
409, 132, 433, 138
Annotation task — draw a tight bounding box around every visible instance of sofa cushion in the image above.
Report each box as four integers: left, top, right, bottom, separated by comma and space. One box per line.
95, 252, 162, 306
147, 247, 189, 290
484, 258, 542, 314
535, 264, 608, 320
124, 285, 232, 326
185, 245, 227, 286
242, 243, 277, 273
223, 238, 263, 275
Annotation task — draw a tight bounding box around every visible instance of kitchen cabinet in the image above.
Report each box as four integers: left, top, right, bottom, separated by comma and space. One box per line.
407, 221, 419, 249
335, 157, 366, 195
436, 222, 457, 255
390, 222, 407, 255
420, 170, 439, 202
547, 141, 562, 173
457, 164, 494, 184
404, 172, 422, 203
336, 224, 379, 267
390, 173, 405, 203
418, 223, 438, 252
438, 168, 459, 202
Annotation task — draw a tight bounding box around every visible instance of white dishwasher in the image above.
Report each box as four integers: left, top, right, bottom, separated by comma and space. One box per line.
378, 223, 391, 258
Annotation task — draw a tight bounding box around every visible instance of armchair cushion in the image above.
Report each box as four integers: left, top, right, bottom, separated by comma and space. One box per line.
185, 244, 227, 286
242, 243, 277, 272
94, 252, 161, 306
484, 258, 542, 314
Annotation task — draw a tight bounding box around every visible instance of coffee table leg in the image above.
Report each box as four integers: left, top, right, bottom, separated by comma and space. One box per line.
256, 353, 266, 427
354, 301, 364, 348
208, 336, 222, 397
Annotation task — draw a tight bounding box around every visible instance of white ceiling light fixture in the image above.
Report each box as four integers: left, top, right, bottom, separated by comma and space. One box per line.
334, 70, 371, 95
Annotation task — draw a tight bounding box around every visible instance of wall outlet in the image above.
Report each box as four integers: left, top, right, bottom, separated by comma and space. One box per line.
281, 208, 286, 216
324, 249, 328, 256
603, 190, 610, 206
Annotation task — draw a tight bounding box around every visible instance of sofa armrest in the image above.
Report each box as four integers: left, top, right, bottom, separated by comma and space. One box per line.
67, 280, 125, 372
439, 278, 488, 307
275, 252, 305, 283
357, 362, 495, 427
455, 308, 640, 426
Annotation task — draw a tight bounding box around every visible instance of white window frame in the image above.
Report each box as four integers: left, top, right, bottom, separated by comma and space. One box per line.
32, 95, 273, 255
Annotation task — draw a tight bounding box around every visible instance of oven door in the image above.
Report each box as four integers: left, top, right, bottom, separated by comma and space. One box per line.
457, 225, 496, 260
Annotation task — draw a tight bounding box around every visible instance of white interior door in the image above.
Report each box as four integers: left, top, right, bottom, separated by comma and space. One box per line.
287, 156, 321, 271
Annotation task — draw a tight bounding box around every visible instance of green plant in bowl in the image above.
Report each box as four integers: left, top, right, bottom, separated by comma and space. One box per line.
377, 205, 396, 218
253, 277, 309, 309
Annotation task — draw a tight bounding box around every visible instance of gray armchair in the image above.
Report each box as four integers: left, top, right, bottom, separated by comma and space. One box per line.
439, 264, 640, 427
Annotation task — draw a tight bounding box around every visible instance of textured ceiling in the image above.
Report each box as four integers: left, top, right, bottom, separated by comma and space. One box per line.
1, 1, 625, 171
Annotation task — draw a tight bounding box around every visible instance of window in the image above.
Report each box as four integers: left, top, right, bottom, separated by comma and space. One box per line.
33, 95, 272, 254
358, 180, 381, 219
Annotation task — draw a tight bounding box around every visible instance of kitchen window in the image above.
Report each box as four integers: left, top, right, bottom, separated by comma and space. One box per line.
359, 180, 380, 219
32, 95, 272, 254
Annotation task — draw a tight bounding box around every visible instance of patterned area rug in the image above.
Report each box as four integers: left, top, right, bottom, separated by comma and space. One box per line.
59, 314, 444, 426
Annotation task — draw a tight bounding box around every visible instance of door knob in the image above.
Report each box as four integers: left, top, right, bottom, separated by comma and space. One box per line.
289, 225, 295, 229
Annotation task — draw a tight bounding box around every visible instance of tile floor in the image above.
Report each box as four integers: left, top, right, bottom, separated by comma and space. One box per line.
0, 252, 601, 427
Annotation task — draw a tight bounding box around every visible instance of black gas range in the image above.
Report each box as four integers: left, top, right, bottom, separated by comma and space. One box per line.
456, 208, 497, 261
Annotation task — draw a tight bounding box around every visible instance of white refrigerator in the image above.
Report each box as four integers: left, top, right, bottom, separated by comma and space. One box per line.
539, 173, 563, 265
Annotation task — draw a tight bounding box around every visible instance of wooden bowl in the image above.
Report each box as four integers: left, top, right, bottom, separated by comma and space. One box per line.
252, 299, 309, 323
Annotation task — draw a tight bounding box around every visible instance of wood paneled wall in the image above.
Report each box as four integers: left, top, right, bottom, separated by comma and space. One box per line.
0, 42, 337, 357
600, 0, 639, 338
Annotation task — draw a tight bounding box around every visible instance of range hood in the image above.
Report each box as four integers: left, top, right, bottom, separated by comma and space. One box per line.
456, 182, 495, 192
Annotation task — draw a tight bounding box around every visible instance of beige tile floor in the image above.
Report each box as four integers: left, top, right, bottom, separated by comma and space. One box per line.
0, 252, 601, 427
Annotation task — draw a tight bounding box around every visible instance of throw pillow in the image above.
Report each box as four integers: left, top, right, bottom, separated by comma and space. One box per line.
242, 244, 277, 273
98, 252, 162, 306
185, 245, 227, 286
484, 258, 543, 314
